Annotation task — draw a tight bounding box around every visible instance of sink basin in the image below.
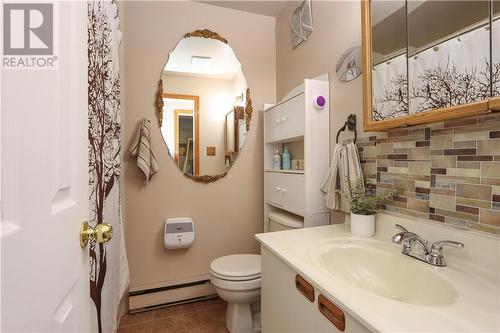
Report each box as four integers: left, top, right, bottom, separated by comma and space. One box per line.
309, 238, 458, 307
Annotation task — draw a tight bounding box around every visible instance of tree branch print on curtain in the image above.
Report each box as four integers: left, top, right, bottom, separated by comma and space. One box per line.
493, 62, 500, 96
373, 74, 408, 121
88, 2, 120, 332
373, 59, 500, 121
410, 58, 496, 113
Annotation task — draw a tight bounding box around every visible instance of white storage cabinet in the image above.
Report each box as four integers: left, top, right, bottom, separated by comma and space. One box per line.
263, 77, 330, 230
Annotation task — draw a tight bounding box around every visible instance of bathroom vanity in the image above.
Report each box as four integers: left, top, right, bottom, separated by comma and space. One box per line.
256, 213, 500, 332
260, 246, 369, 333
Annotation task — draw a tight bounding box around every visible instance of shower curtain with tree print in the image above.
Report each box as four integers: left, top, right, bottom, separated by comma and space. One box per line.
408, 24, 493, 114
373, 20, 500, 121
88, 1, 129, 332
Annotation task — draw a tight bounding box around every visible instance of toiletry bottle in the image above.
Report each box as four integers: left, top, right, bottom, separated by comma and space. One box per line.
282, 147, 291, 170
273, 149, 281, 169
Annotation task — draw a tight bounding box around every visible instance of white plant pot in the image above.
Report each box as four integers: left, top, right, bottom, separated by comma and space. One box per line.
350, 213, 375, 237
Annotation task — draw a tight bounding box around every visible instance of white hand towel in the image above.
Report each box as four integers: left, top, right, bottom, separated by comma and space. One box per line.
320, 142, 363, 211
130, 119, 159, 184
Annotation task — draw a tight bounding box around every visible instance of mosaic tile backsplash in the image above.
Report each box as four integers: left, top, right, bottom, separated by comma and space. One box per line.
356, 113, 500, 236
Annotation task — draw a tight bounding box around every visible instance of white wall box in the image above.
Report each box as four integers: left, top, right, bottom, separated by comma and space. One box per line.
263, 76, 330, 231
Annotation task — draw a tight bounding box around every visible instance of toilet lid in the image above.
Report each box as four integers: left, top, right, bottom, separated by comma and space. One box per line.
210, 254, 261, 281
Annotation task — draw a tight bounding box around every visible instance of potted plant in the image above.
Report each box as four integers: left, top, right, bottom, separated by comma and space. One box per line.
344, 177, 398, 237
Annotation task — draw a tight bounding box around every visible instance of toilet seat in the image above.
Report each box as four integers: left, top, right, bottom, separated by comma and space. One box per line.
210, 254, 261, 282
210, 274, 261, 291
210, 270, 260, 281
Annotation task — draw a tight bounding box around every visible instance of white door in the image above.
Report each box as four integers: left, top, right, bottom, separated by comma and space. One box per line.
1, 2, 91, 332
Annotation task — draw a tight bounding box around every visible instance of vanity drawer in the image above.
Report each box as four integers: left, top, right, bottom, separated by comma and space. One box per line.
295, 275, 315, 302
318, 294, 345, 331
265, 172, 305, 215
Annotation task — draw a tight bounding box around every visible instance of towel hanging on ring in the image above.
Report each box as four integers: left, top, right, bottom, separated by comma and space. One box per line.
130, 119, 159, 184
320, 143, 363, 211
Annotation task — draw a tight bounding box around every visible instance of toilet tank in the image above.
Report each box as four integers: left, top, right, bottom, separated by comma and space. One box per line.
268, 211, 303, 232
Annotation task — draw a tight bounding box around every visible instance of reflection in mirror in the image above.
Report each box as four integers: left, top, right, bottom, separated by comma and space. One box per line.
159, 31, 251, 181
370, 0, 408, 121
408, 1, 490, 114
493, 0, 500, 98
336, 46, 363, 82
225, 110, 235, 154
225, 105, 246, 153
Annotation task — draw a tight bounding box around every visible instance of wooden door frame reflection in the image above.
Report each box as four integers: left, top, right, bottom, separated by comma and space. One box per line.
164, 93, 200, 176
174, 109, 193, 170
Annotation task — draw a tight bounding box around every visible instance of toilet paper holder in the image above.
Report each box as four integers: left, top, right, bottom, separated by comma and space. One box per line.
164, 217, 195, 250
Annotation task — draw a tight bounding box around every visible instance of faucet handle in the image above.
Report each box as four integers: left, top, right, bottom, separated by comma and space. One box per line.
395, 224, 409, 232
430, 240, 464, 256
391, 225, 410, 244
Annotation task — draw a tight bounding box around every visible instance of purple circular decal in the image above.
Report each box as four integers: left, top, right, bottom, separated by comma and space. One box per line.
315, 95, 326, 108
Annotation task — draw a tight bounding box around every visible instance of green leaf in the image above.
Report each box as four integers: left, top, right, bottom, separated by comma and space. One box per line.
342, 176, 399, 215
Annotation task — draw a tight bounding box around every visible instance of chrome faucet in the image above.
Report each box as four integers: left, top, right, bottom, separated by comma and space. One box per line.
391, 224, 464, 267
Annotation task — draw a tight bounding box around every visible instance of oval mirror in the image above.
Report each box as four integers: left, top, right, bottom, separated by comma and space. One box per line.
155, 30, 252, 183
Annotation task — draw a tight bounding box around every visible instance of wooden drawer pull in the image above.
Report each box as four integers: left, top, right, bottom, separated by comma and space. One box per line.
295, 274, 314, 302
318, 294, 345, 332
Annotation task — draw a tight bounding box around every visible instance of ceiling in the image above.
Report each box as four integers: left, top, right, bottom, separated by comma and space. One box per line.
164, 37, 242, 80
371, 1, 404, 26
197, 1, 289, 18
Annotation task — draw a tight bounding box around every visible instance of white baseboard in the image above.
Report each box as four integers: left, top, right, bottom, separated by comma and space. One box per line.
128, 280, 216, 311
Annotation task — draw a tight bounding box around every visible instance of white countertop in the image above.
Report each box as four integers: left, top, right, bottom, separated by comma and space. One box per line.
255, 213, 500, 333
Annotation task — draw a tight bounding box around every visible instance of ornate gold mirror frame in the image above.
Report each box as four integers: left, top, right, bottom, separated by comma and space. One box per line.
155, 29, 253, 183
361, 1, 497, 132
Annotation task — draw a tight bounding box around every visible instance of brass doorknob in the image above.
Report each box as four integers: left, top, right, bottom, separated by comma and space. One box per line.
80, 221, 113, 248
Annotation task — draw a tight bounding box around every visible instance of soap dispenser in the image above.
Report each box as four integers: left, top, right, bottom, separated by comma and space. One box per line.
273, 149, 281, 169
282, 147, 291, 170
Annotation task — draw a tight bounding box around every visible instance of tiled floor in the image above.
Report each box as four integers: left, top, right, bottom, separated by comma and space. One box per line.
118, 298, 229, 333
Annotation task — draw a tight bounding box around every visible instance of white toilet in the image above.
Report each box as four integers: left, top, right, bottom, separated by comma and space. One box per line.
210, 254, 261, 333
209, 211, 303, 333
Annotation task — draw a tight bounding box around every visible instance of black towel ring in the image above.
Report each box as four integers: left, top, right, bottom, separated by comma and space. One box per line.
335, 114, 357, 144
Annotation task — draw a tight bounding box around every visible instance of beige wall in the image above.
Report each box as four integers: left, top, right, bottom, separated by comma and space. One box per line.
276, 0, 363, 125
162, 73, 234, 176
121, 1, 276, 291
276, 1, 365, 222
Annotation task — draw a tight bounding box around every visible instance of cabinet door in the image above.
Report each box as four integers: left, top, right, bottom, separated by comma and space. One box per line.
281, 174, 305, 216
281, 93, 305, 140
364, 1, 491, 131
264, 107, 282, 143
261, 247, 319, 333
264, 172, 284, 207
261, 247, 372, 333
